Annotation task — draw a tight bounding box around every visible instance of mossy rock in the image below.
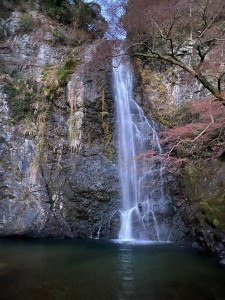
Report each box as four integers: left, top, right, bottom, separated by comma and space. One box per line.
182, 160, 225, 230
18, 13, 32, 34
4, 80, 37, 122
41, 57, 76, 103
56, 58, 77, 86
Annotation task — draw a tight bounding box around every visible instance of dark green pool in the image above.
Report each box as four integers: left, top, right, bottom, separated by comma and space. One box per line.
0, 239, 224, 300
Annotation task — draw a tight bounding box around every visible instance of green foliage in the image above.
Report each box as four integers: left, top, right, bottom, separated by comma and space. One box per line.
41, 0, 74, 24
18, 13, 32, 34
41, 0, 104, 34
57, 58, 76, 86
198, 199, 225, 230
213, 219, 220, 227
42, 57, 77, 100
0, 159, 4, 167
74, 2, 102, 31
183, 162, 225, 230
4, 54, 76, 137
52, 29, 68, 45
5, 80, 37, 122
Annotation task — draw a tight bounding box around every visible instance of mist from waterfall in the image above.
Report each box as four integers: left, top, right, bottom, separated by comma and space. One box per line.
113, 54, 172, 242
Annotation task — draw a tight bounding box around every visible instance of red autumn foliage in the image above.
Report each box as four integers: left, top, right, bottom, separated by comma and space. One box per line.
141, 100, 225, 174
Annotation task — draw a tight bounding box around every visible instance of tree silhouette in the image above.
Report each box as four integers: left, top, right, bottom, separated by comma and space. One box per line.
123, 0, 225, 101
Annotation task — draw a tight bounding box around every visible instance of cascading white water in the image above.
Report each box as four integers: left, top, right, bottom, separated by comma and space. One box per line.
113, 53, 171, 242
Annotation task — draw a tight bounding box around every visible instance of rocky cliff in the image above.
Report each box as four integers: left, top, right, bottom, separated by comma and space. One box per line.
1, 1, 225, 258
132, 57, 225, 257
0, 2, 119, 238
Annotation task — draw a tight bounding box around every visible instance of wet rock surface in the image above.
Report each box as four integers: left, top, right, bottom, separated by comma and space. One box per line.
180, 160, 225, 256
0, 7, 119, 238
1, 2, 224, 257
132, 57, 225, 255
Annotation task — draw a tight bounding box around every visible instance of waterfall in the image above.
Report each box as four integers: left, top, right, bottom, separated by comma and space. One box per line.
113, 54, 171, 242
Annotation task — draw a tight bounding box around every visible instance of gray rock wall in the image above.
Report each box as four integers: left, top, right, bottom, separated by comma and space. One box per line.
132, 57, 225, 256
0, 9, 119, 238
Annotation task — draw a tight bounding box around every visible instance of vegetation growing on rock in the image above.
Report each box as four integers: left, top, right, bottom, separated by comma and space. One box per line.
122, 0, 225, 169
0, 0, 118, 240
42, 57, 77, 100
121, 0, 225, 254
4, 79, 38, 122
123, 0, 225, 101
18, 12, 32, 34
40, 0, 106, 35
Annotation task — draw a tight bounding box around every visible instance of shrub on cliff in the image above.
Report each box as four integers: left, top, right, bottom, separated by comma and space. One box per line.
141, 99, 225, 175
18, 13, 32, 34
41, 0, 74, 24
4, 79, 37, 122
40, 0, 106, 36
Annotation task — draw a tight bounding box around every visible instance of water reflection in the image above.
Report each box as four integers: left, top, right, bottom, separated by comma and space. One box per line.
117, 245, 134, 300
1, 240, 225, 300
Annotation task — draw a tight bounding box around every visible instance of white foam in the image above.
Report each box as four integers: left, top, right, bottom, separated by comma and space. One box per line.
111, 239, 172, 245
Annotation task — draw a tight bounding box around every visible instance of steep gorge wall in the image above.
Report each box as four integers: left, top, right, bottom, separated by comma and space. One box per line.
132, 58, 225, 257
0, 6, 119, 238
1, 1, 225, 256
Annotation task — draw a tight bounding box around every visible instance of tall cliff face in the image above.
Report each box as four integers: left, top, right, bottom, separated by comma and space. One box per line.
0, 4, 119, 238
2, 2, 224, 255
132, 58, 225, 257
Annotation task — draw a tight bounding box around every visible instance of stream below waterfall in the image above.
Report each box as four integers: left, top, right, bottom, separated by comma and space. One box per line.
0, 239, 225, 300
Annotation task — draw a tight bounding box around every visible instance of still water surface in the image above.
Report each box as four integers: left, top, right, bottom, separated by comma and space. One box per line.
0, 239, 225, 300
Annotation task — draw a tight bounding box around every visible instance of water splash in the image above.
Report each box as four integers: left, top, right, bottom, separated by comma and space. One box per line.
113, 53, 172, 242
